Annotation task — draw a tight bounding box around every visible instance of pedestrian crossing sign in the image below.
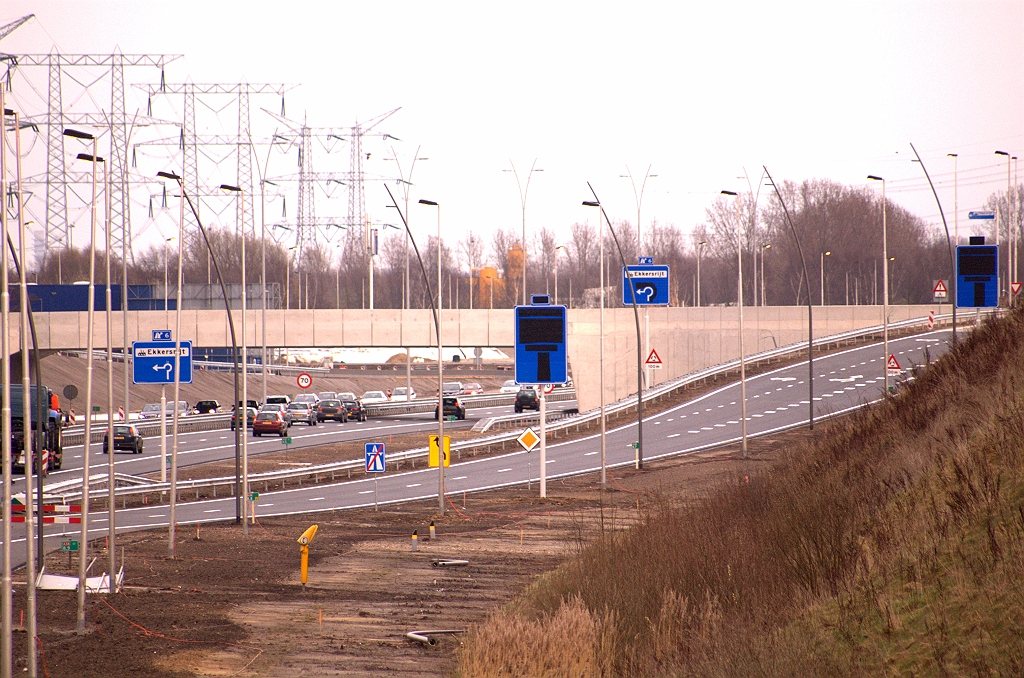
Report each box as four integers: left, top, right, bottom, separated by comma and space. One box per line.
365, 443, 386, 473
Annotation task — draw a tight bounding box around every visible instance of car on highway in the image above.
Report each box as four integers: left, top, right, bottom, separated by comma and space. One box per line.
441, 382, 464, 396
265, 395, 291, 406
236, 399, 261, 411
293, 393, 320, 406
462, 382, 484, 395
514, 388, 540, 413
360, 391, 389, 404
317, 391, 337, 402
318, 399, 346, 422
230, 407, 257, 430
337, 392, 357, 402
341, 399, 367, 422
391, 386, 417, 402
194, 400, 221, 414
499, 379, 519, 394
435, 396, 466, 420
102, 424, 144, 454
252, 412, 288, 437
139, 401, 190, 419
287, 402, 318, 426
259, 403, 292, 426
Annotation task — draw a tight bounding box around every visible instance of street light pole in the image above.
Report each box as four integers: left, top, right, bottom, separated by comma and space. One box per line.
760, 243, 770, 305
868, 175, 889, 393
221, 184, 249, 534
553, 245, 566, 306
820, 251, 831, 306
1, 95, 13, 678
696, 241, 707, 307
505, 159, 543, 305
419, 199, 444, 515
722, 190, 747, 457
997, 151, 1012, 298
64, 128, 98, 638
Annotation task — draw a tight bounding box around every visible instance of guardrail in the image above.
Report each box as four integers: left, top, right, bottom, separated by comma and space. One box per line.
49, 310, 994, 506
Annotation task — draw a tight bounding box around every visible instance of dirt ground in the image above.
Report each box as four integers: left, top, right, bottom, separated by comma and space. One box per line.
9, 425, 807, 678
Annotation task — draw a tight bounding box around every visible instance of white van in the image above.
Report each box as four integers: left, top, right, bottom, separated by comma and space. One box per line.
265, 395, 291, 406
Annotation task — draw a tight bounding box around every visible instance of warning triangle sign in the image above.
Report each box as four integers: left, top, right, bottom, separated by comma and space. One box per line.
933, 279, 948, 295
886, 354, 901, 371
1012, 282, 1022, 296
645, 348, 663, 365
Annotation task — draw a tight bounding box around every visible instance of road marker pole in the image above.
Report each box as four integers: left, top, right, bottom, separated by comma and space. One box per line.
539, 393, 546, 498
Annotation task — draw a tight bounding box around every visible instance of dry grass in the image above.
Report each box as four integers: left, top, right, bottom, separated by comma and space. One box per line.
456, 309, 1024, 677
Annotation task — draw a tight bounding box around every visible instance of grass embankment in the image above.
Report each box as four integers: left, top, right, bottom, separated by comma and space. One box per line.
456, 310, 1024, 677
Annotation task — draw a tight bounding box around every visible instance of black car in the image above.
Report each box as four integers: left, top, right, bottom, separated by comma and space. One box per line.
102, 424, 144, 454
230, 407, 257, 430
341, 399, 367, 422
318, 399, 346, 423
514, 388, 540, 413
435, 396, 466, 420
194, 399, 221, 414
287, 402, 318, 426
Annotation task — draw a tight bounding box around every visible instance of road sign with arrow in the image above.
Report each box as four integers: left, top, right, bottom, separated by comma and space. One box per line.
132, 341, 192, 384
622, 264, 670, 306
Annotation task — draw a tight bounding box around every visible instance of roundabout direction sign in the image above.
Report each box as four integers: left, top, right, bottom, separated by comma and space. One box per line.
297, 372, 313, 389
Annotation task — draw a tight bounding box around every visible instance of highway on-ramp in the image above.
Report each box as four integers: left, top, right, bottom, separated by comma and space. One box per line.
11, 331, 949, 560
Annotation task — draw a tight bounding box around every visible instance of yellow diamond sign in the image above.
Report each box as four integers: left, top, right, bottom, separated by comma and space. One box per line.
517, 427, 540, 452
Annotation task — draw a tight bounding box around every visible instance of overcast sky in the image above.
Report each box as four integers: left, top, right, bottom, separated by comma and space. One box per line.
3, 1, 1022, 261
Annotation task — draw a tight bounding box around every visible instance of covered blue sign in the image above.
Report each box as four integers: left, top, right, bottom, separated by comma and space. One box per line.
622, 265, 670, 306
514, 301, 567, 385
956, 245, 998, 308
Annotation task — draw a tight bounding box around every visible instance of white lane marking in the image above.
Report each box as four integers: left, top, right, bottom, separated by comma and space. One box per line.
667, 418, 674, 421
752, 414, 764, 418
359, 490, 374, 494
654, 421, 661, 425
727, 420, 738, 424
451, 476, 468, 481
261, 504, 274, 507
199, 438, 208, 442
823, 394, 834, 397
688, 431, 700, 434
546, 459, 556, 464
584, 451, 599, 456
844, 387, 856, 391
770, 377, 796, 381
203, 509, 220, 514
309, 497, 325, 502
701, 426, 713, 430
668, 433, 680, 438
497, 468, 511, 473
833, 390, 845, 395
729, 401, 736, 405
714, 423, 726, 428
407, 483, 422, 488
765, 410, 776, 414
830, 375, 862, 383
148, 514, 166, 518
777, 406, 788, 410
788, 404, 801, 408
753, 395, 760, 398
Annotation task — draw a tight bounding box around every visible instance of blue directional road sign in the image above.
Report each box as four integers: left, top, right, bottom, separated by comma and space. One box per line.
365, 442, 386, 473
956, 245, 998, 308
152, 330, 172, 341
638, 256, 654, 265
132, 341, 193, 384
514, 299, 567, 385
622, 265, 670, 306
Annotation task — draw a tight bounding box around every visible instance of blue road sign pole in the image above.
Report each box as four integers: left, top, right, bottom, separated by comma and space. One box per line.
365, 443, 386, 512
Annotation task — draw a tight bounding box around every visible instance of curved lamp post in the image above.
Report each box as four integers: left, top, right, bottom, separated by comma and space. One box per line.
867, 175, 890, 394
505, 159, 543, 305
721, 190, 748, 457
585, 180, 645, 470
910, 143, 956, 342
157, 171, 244, 526
763, 166, 815, 429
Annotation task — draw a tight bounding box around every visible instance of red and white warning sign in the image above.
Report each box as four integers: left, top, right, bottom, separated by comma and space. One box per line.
645, 348, 663, 370
296, 372, 313, 389
886, 354, 902, 373
932, 279, 948, 299
1012, 282, 1023, 296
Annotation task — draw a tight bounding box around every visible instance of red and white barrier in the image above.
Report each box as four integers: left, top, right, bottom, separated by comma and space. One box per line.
117, 406, 125, 420
69, 409, 76, 424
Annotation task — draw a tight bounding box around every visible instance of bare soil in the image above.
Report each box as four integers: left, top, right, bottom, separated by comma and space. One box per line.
15, 426, 803, 677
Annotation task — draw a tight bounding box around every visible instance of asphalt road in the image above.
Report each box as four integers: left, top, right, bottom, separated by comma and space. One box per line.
9, 331, 948, 564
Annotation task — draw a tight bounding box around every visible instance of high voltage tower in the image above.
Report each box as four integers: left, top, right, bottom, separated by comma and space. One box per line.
0, 26, 180, 265
264, 107, 399, 255
135, 81, 297, 245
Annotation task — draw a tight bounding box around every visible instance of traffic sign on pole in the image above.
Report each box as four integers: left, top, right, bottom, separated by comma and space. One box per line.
517, 427, 540, 452
932, 279, 948, 301
645, 348, 663, 369
1012, 282, 1022, 296
365, 443, 386, 473
132, 341, 192, 384
622, 264, 670, 306
514, 297, 567, 385
297, 373, 312, 389
887, 354, 902, 374
429, 435, 450, 467
152, 330, 171, 341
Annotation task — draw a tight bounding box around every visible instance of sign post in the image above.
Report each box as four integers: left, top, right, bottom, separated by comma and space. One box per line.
517, 428, 540, 491
296, 372, 312, 389
365, 442, 386, 511
514, 296, 567, 498
932, 279, 948, 302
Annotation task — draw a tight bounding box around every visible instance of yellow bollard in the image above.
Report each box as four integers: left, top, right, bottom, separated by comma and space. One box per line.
412, 529, 418, 551
298, 525, 319, 589
429, 521, 436, 541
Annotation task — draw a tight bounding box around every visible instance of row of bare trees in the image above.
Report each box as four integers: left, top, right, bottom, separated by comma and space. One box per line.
31, 180, 1024, 309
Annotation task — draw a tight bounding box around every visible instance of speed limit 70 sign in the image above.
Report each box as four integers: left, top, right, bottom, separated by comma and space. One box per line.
297, 372, 312, 389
